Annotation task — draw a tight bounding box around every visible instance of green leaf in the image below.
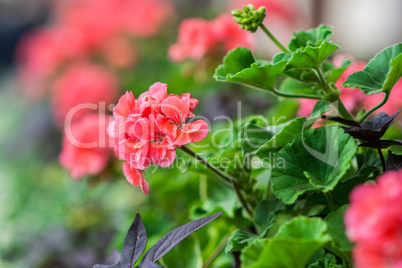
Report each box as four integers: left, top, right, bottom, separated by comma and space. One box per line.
240, 239, 267, 268
257, 117, 308, 153
214, 47, 255, 81
241, 217, 332, 268
227, 62, 287, 92
225, 229, 256, 253
284, 41, 339, 85
272, 127, 357, 204
279, 78, 319, 96
273, 52, 292, 64
253, 199, 285, 236
325, 57, 353, 84
311, 101, 333, 117
324, 205, 352, 251
162, 236, 202, 268
286, 41, 340, 71
289, 25, 333, 52
308, 254, 342, 268
240, 122, 274, 156
390, 145, 402, 155
214, 47, 287, 92
343, 43, 402, 95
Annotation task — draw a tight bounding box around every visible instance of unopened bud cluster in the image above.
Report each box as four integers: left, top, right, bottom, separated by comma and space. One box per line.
232, 4, 266, 33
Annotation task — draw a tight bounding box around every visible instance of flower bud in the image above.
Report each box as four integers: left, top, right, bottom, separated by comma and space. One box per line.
231, 4, 266, 33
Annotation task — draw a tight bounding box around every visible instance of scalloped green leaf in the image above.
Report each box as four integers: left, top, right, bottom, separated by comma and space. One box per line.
308, 254, 342, 268
272, 127, 357, 204
324, 57, 353, 84
257, 117, 307, 153
343, 43, 402, 94
225, 229, 256, 253
279, 78, 319, 96
288, 25, 333, 52
390, 145, 402, 155
253, 199, 285, 236
240, 239, 267, 268
241, 217, 332, 268
286, 41, 339, 71
240, 122, 274, 156
214, 47, 255, 81
214, 47, 287, 92
324, 205, 352, 251
226, 61, 287, 92
284, 41, 339, 84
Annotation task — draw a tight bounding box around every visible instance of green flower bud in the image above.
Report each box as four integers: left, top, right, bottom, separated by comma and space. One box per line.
231, 9, 243, 18
231, 4, 266, 33
242, 5, 252, 13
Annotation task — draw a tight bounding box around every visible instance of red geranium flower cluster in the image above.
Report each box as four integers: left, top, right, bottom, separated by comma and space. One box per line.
108, 82, 209, 194
345, 170, 402, 268
168, 13, 252, 63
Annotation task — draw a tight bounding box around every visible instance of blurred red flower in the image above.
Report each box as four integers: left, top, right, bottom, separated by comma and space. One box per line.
16, 0, 173, 100
345, 170, 402, 268
169, 13, 252, 63
60, 114, 115, 180
51, 62, 118, 126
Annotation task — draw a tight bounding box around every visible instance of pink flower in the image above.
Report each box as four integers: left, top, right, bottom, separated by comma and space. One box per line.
15, 27, 84, 100
345, 170, 402, 268
16, 0, 173, 100
56, 0, 120, 48
99, 36, 138, 69
169, 12, 253, 63
108, 82, 209, 194
60, 114, 115, 180
158, 96, 209, 145
119, 0, 173, 38
169, 18, 215, 63
51, 62, 118, 126
212, 14, 252, 52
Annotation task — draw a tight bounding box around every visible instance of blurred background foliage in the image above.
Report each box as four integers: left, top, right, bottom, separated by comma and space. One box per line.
0, 0, 401, 267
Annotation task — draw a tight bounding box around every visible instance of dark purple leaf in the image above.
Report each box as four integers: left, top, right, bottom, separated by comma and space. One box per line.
139, 212, 223, 265
321, 115, 361, 127
94, 214, 147, 268
359, 140, 402, 149
136, 262, 164, 268
361, 111, 400, 131
332, 111, 400, 141
386, 150, 402, 171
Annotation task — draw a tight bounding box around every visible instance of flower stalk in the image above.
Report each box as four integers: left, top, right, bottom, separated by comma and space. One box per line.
180, 145, 254, 219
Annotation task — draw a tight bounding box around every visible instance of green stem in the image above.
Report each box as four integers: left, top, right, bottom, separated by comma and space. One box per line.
260, 24, 291, 54
179, 146, 254, 219
377, 148, 386, 172
324, 192, 336, 212
359, 93, 389, 123
315, 68, 332, 94
180, 145, 232, 188
272, 88, 322, 100
202, 232, 230, 268
335, 96, 355, 120
317, 68, 354, 120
